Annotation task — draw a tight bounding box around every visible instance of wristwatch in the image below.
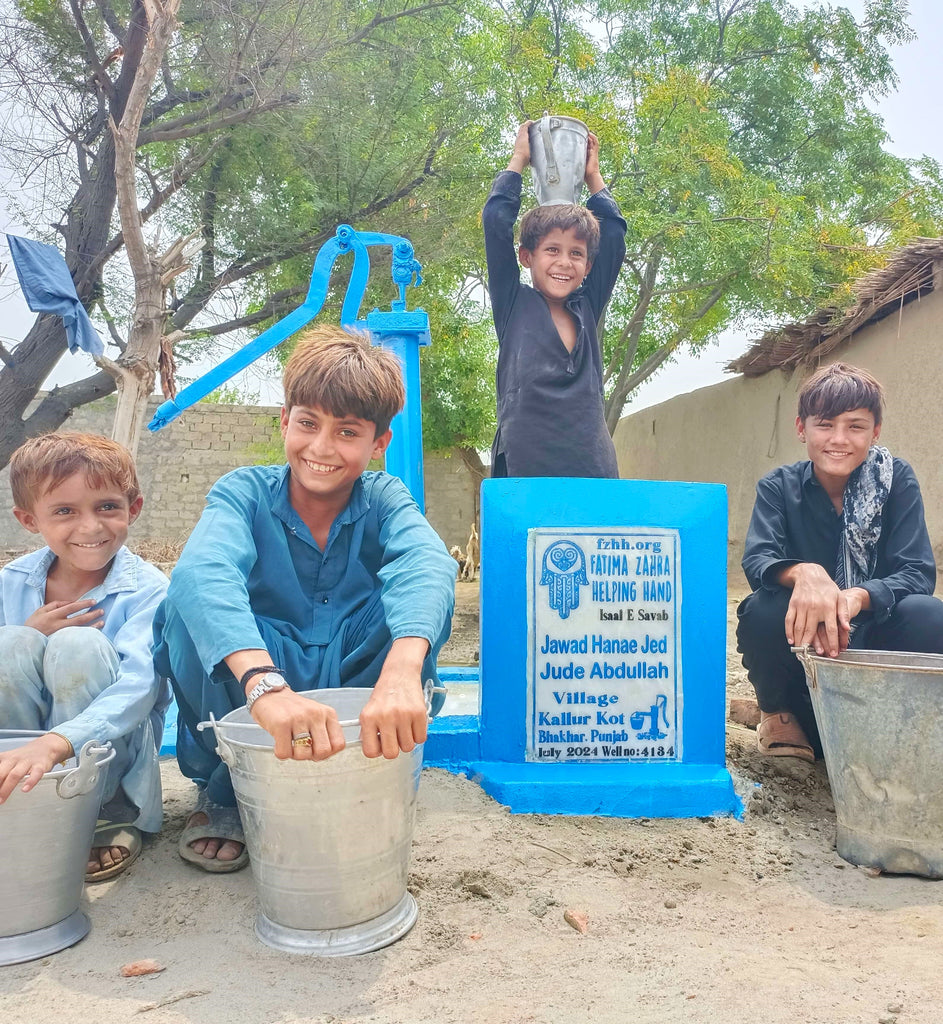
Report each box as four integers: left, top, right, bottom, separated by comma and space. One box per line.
245, 672, 289, 712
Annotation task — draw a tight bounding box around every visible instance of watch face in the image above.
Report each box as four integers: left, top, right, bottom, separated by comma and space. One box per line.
258, 673, 287, 691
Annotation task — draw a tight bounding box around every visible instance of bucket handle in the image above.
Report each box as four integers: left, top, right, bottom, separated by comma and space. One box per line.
197, 686, 447, 756
791, 646, 818, 689
539, 112, 560, 185
56, 740, 115, 799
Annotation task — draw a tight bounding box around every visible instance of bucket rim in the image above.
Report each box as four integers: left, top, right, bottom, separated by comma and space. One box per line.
794, 647, 943, 675
532, 113, 589, 132
212, 688, 379, 751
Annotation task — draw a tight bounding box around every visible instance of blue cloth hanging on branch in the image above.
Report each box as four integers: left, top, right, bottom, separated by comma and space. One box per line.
6, 234, 104, 357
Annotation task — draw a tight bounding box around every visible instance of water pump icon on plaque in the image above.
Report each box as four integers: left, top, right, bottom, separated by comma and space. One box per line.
527, 528, 682, 764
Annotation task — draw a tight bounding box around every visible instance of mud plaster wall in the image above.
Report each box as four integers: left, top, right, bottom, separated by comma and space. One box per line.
613, 285, 943, 586
0, 397, 479, 555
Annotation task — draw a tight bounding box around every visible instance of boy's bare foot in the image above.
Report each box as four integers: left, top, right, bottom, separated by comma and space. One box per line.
85, 824, 142, 882
177, 791, 249, 873
184, 809, 245, 862
87, 843, 131, 875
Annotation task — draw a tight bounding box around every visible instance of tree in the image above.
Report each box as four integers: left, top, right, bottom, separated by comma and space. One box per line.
2, 0, 939, 461
481, 0, 943, 429
0, 0, 497, 462
603, 0, 943, 425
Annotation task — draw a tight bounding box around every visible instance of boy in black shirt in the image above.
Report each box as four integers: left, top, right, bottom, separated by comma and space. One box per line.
737, 363, 943, 761
482, 121, 627, 477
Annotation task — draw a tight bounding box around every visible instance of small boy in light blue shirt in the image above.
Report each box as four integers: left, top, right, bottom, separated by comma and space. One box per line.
154, 326, 455, 872
0, 433, 169, 881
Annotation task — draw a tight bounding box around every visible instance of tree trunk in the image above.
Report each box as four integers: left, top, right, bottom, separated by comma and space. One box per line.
105, 0, 183, 455
458, 445, 487, 530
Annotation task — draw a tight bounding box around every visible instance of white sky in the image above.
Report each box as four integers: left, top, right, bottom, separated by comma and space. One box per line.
0, 0, 939, 409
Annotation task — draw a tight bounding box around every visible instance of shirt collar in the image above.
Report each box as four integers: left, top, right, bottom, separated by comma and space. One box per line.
19, 545, 139, 599
272, 465, 371, 536
801, 460, 819, 490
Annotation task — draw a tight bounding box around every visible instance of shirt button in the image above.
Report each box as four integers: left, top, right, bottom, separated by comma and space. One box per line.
322, 597, 329, 604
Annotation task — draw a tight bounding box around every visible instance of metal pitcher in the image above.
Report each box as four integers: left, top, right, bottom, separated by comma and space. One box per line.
0, 733, 115, 966
528, 113, 589, 206
795, 647, 943, 877
202, 688, 423, 956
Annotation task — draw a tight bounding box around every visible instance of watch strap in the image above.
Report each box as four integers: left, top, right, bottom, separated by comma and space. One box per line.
239, 664, 281, 690
245, 672, 288, 712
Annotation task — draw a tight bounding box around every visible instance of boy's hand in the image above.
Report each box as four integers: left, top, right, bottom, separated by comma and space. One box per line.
25, 599, 103, 636
819, 586, 870, 656
360, 637, 430, 759
0, 732, 73, 804
584, 132, 605, 194
250, 688, 346, 761
779, 562, 843, 657
507, 120, 533, 174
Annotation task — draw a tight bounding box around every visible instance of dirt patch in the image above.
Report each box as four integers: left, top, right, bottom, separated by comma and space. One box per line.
3, 587, 942, 1024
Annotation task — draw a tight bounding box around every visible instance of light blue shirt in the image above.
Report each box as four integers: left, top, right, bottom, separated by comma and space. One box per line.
165, 466, 456, 678
0, 545, 170, 752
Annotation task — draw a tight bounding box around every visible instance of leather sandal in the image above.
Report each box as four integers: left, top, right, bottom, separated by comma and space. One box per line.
756, 711, 815, 763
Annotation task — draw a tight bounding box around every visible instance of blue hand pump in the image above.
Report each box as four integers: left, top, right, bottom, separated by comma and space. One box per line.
147, 225, 431, 509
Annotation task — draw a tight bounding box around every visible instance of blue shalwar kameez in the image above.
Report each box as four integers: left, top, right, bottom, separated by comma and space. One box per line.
153, 465, 455, 806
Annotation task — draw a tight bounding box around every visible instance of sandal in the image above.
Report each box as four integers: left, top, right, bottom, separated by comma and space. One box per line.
756, 711, 815, 763
86, 823, 142, 883
177, 789, 249, 874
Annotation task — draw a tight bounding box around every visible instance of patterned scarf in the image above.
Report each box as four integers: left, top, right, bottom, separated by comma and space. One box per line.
835, 445, 894, 591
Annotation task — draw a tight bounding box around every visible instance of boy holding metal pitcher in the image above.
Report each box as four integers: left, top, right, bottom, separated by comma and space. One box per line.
483, 117, 627, 478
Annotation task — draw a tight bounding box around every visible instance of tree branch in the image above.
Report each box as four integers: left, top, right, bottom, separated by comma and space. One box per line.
605, 276, 733, 431
93, 0, 126, 41
138, 94, 297, 145
24, 372, 118, 437
91, 139, 224, 277
170, 133, 445, 330
196, 285, 306, 336
68, 0, 116, 102
343, 2, 456, 47
142, 87, 217, 126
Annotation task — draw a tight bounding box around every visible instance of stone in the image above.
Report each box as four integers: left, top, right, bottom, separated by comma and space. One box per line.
563, 908, 589, 934
120, 959, 165, 977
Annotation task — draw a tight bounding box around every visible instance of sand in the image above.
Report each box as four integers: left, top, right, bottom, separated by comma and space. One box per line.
2, 584, 942, 1024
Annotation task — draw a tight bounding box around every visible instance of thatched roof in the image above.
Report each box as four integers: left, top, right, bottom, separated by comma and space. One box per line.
727, 238, 943, 377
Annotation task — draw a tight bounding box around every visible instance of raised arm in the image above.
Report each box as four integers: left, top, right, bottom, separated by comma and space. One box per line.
482, 123, 533, 336
581, 133, 627, 320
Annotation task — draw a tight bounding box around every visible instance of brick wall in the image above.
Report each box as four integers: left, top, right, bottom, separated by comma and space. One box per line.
0, 396, 480, 554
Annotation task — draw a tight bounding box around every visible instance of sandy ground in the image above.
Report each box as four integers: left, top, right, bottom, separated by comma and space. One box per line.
3, 583, 943, 1024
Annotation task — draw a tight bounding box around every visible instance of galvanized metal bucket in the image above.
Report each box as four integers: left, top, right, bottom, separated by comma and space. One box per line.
795, 647, 943, 877
528, 113, 588, 206
0, 733, 114, 966
203, 689, 423, 955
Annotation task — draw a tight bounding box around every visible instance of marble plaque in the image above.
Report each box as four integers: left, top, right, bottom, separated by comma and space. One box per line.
526, 528, 682, 763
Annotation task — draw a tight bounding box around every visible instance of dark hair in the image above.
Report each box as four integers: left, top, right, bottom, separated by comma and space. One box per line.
10, 432, 141, 511
283, 325, 405, 436
798, 362, 885, 426
519, 203, 601, 261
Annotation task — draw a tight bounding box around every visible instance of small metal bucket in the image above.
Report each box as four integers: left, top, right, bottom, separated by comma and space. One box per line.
795, 647, 943, 877
528, 113, 588, 206
202, 689, 423, 955
0, 733, 114, 966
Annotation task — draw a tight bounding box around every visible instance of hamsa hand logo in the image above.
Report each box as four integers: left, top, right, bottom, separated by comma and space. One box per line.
540, 540, 587, 620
